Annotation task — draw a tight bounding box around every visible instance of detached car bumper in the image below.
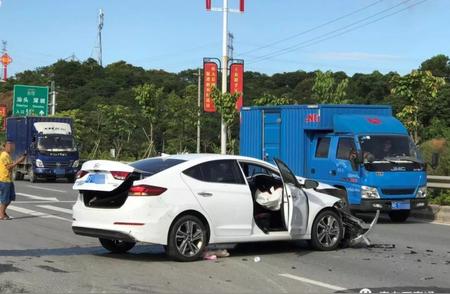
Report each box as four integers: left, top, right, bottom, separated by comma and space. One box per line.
351, 198, 428, 212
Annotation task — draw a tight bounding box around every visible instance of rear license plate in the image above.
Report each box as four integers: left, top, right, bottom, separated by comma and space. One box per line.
391, 200, 410, 210
85, 173, 106, 184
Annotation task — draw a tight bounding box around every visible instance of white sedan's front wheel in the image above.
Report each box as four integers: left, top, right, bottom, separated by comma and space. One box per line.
310, 210, 343, 251
167, 215, 207, 262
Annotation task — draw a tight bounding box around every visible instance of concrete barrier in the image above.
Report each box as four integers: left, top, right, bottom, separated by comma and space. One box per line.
411, 204, 450, 223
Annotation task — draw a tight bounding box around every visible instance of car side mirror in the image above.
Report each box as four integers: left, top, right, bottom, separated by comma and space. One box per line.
304, 179, 319, 189
431, 152, 439, 169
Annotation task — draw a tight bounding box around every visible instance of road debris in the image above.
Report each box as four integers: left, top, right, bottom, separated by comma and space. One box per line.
254, 256, 261, 263
203, 249, 230, 260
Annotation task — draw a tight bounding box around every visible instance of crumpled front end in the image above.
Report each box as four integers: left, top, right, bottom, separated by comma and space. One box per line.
334, 202, 380, 247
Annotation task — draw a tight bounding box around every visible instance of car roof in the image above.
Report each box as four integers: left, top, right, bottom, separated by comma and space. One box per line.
153, 153, 275, 166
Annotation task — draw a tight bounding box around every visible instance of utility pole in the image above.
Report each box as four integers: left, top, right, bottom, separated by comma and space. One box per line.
207, 0, 243, 154
197, 68, 201, 153
220, 0, 228, 154
50, 81, 56, 115
97, 9, 104, 66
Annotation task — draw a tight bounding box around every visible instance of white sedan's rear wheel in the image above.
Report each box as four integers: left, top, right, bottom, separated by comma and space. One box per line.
310, 210, 342, 251
167, 215, 207, 262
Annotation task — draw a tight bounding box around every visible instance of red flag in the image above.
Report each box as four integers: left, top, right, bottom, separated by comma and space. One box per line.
229, 63, 244, 111
203, 61, 218, 112
206, 0, 211, 10
239, 0, 244, 12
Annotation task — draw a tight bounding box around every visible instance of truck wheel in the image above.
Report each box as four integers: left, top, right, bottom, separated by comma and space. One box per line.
167, 215, 207, 262
388, 210, 410, 223
99, 238, 136, 253
13, 171, 23, 181
29, 169, 37, 183
310, 210, 343, 251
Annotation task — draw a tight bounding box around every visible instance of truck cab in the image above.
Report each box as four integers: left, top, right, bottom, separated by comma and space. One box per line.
7, 117, 80, 183
240, 105, 428, 223
306, 115, 427, 222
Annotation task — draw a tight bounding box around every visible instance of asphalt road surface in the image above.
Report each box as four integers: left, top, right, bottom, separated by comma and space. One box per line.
0, 180, 449, 293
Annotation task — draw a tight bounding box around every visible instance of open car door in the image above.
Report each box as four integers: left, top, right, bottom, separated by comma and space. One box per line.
274, 158, 308, 237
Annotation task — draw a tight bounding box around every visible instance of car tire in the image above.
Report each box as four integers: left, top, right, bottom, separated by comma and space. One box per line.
99, 238, 136, 254
388, 210, 410, 223
13, 171, 22, 181
310, 210, 343, 251
167, 215, 208, 262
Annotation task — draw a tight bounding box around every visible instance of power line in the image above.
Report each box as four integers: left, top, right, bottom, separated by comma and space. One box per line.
248, 0, 427, 65
238, 0, 385, 56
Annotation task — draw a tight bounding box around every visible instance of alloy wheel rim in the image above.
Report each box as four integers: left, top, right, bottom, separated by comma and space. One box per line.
317, 215, 340, 247
175, 220, 204, 257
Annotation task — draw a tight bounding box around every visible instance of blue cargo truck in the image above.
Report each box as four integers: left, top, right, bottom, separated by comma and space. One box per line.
240, 104, 428, 222
7, 116, 80, 183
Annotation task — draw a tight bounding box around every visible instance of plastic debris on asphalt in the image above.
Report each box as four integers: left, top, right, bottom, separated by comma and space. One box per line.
254, 256, 261, 263
203, 249, 230, 260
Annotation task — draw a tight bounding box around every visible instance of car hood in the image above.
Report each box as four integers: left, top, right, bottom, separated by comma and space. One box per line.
296, 176, 340, 207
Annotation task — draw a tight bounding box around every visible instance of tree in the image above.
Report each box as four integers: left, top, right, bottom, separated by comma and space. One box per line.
252, 94, 291, 106
390, 70, 445, 143
133, 83, 165, 157
210, 87, 240, 154
420, 55, 450, 78
312, 70, 349, 104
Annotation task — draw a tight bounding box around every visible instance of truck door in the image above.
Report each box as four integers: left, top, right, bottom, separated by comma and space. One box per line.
335, 137, 360, 204
307, 136, 336, 182
274, 158, 308, 237
263, 111, 281, 163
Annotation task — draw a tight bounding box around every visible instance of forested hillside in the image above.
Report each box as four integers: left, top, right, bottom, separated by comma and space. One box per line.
0, 55, 449, 175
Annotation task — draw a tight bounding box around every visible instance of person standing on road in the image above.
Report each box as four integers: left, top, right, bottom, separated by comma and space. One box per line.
0, 141, 26, 220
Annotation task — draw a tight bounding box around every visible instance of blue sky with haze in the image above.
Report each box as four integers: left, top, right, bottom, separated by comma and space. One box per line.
0, 0, 448, 76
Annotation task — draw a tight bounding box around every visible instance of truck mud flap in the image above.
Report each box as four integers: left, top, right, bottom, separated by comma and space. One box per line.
337, 209, 380, 247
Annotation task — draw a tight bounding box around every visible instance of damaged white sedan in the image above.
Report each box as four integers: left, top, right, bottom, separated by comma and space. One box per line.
72, 154, 378, 261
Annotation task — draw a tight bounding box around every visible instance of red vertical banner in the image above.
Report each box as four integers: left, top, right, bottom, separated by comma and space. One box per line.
206, 0, 211, 10
203, 61, 218, 112
240, 0, 245, 12
229, 62, 244, 111
0, 105, 7, 131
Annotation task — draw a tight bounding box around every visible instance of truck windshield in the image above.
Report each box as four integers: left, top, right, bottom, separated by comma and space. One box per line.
37, 135, 76, 151
358, 135, 422, 163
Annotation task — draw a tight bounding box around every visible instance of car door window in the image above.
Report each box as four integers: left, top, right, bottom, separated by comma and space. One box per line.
337, 138, 356, 160
315, 137, 331, 158
239, 162, 279, 178
183, 160, 245, 184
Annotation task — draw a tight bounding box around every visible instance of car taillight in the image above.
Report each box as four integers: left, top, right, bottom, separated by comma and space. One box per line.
76, 170, 88, 179
129, 185, 167, 196
111, 171, 130, 180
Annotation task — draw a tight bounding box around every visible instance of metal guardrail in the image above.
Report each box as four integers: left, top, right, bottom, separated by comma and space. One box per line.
428, 175, 450, 189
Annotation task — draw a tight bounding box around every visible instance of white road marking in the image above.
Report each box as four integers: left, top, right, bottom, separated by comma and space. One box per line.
8, 206, 71, 222
279, 273, 346, 291
26, 185, 67, 193
16, 192, 59, 202
13, 201, 75, 204
37, 205, 72, 215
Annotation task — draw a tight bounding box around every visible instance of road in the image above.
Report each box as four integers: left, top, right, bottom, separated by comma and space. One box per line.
0, 180, 449, 293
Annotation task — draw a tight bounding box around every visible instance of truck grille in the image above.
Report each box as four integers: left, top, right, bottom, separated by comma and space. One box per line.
381, 188, 415, 195
43, 162, 71, 168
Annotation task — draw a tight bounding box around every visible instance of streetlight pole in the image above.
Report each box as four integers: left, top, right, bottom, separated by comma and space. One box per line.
197, 68, 201, 153
220, 0, 228, 155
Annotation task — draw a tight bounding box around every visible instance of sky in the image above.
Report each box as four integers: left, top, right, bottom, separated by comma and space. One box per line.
0, 0, 449, 77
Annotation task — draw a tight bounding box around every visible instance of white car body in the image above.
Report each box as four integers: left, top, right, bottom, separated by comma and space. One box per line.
72, 154, 342, 251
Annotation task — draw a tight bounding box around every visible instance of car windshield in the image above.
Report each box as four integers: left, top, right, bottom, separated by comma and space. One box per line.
358, 135, 423, 163
129, 158, 186, 175
37, 135, 76, 151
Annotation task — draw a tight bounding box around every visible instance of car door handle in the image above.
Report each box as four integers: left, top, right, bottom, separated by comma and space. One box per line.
197, 192, 213, 197
330, 170, 337, 176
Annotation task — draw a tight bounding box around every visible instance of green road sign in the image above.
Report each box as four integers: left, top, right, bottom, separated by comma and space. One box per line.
13, 85, 49, 116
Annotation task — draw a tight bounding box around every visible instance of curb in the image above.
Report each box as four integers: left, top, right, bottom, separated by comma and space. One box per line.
411, 204, 450, 224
